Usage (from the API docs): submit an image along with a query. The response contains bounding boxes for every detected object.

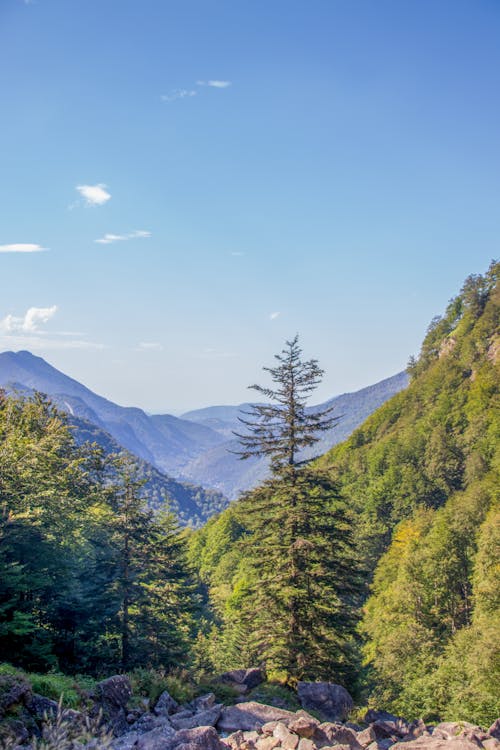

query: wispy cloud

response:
[231,251,245,257]
[197,80,232,88]
[269,311,281,320]
[0,306,104,350]
[0,306,58,334]
[96,230,151,245]
[76,184,111,206]
[161,89,197,103]
[0,243,46,254]
[137,342,163,351]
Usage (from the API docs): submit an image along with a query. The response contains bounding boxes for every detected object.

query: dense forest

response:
[0,262,498,727]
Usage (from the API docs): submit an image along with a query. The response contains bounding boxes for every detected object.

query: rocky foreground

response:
[1,670,499,750]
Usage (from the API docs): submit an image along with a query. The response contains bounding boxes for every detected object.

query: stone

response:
[111,732,141,750]
[391,738,483,750]
[154,689,179,716]
[297,740,316,750]
[314,723,363,750]
[488,720,500,740]
[288,715,320,739]
[135,722,177,750]
[256,737,280,750]
[190,693,216,712]
[217,702,295,733]
[0,675,32,715]
[26,694,59,721]
[273,721,299,750]
[483,740,500,750]
[220,670,265,692]
[129,713,172,735]
[297,682,354,722]
[92,675,133,736]
[171,704,222,730]
[433,722,483,741]
[357,727,377,747]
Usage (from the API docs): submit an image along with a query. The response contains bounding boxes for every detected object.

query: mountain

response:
[0,350,409,501]
[179,372,409,498]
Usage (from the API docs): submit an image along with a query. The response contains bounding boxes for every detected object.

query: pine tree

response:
[232,336,363,683]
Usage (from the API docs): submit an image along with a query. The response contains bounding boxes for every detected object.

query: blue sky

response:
[1,0,498,412]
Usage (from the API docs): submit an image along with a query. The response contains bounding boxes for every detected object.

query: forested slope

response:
[189,262,499,723]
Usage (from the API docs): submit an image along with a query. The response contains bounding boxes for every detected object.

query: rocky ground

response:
[1,670,499,750]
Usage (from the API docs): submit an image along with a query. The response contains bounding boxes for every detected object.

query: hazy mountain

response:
[0,350,408,502]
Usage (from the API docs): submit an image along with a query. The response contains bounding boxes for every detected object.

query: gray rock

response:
[391,738,483,750]
[154,690,179,716]
[130,713,172,735]
[220,669,265,692]
[92,675,133,737]
[313,722,363,750]
[489,720,500,740]
[432,722,483,741]
[273,722,299,750]
[297,682,354,722]
[217,702,296,733]
[135,722,177,750]
[189,693,216,712]
[0,675,32,714]
[287,715,320,738]
[171,705,222,731]
[357,727,377,747]
[111,732,141,750]
[27,694,59,721]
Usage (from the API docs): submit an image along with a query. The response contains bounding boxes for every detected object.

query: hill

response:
[189,262,499,724]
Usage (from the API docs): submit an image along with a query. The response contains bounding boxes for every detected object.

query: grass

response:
[0,663,96,710]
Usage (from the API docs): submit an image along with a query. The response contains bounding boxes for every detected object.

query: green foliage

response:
[340,261,500,723]
[0,392,199,676]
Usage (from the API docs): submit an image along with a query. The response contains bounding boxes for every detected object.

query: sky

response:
[0,0,499,413]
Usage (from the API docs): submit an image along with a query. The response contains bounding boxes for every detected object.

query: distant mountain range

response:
[0,350,409,503]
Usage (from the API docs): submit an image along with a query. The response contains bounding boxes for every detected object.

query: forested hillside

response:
[189,262,499,724]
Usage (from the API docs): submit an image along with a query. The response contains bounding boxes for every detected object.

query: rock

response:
[483,740,500,750]
[314,722,363,750]
[129,713,172,735]
[26,693,59,721]
[169,726,225,750]
[154,689,179,716]
[366,741,395,750]
[273,722,299,750]
[92,675,132,736]
[288,715,320,739]
[391,738,483,749]
[357,727,377,747]
[433,722,484,741]
[297,740,316,750]
[0,675,32,715]
[256,737,281,750]
[171,704,222,730]
[111,732,141,750]
[297,682,353,722]
[190,693,217,712]
[489,720,500,740]
[135,722,177,750]
[94,675,132,708]
[217,702,295,733]
[220,670,265,693]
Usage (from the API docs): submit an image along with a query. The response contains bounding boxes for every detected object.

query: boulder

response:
[92,675,133,736]
[297,740,316,750]
[26,694,59,721]
[489,720,500,740]
[297,682,353,722]
[0,675,32,715]
[190,693,217,712]
[391,738,483,750]
[433,722,484,741]
[357,727,377,747]
[273,722,299,750]
[135,722,177,750]
[217,702,295,733]
[220,670,265,693]
[171,705,222,731]
[314,722,363,750]
[483,740,500,750]
[288,715,320,739]
[154,689,179,716]
[256,737,281,750]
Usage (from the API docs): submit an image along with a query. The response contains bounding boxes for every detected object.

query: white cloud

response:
[0,306,105,350]
[197,80,232,88]
[0,306,58,334]
[0,243,46,253]
[161,89,197,103]
[95,230,151,245]
[231,251,245,257]
[76,183,111,206]
[138,342,163,351]
[269,311,281,320]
